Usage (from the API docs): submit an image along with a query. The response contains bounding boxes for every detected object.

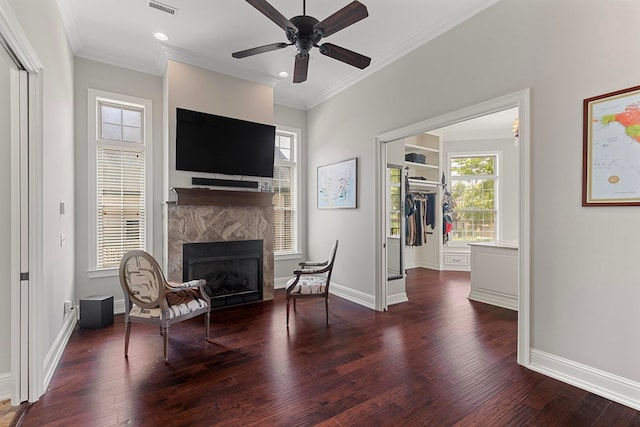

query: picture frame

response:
[583,85,640,206]
[317,158,358,209]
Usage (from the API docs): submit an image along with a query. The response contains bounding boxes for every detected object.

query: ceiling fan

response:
[232,0,371,83]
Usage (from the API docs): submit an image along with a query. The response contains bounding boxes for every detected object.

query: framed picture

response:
[583,85,640,206]
[317,158,358,209]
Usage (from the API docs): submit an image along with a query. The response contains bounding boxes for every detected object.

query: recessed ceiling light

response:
[278,71,289,78]
[154,32,169,41]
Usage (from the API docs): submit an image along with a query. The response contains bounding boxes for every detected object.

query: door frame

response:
[374,89,531,366]
[0,0,44,404]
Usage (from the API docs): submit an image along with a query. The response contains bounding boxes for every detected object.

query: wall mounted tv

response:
[175,108,276,178]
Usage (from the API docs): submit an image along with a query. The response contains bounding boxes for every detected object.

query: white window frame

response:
[274,125,302,260]
[87,89,153,278]
[446,151,501,246]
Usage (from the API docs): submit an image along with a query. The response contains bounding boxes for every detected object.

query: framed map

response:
[317,158,357,209]
[583,85,640,206]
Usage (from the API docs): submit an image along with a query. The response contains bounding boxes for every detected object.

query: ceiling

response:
[56,0,500,110]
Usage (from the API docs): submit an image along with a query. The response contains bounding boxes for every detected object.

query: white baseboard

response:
[0,372,11,401]
[420,262,441,271]
[529,348,640,411]
[274,276,289,290]
[468,290,517,311]
[330,282,375,310]
[42,309,77,393]
[387,292,409,306]
[114,298,125,315]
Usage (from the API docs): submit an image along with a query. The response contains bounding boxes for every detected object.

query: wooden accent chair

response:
[286,240,338,327]
[119,250,211,362]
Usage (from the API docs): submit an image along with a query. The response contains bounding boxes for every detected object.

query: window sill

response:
[87,268,118,279]
[275,252,303,262]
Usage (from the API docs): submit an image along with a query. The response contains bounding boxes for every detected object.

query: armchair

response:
[119,250,211,362]
[286,240,338,326]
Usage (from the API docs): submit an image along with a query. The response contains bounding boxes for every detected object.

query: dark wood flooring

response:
[19,269,640,426]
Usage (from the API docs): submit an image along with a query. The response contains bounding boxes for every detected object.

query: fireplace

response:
[183,240,263,308]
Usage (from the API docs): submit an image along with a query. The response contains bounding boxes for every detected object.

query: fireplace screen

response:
[183,240,263,308]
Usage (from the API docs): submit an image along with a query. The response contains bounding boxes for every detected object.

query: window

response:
[88,90,152,275]
[273,128,300,255]
[449,154,497,243]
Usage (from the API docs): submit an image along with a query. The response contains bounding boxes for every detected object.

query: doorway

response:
[375,89,531,366]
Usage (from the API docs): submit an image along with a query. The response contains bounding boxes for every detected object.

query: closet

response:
[403,133,442,270]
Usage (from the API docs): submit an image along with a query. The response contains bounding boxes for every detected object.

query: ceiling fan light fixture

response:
[153,32,169,41]
[233,0,371,83]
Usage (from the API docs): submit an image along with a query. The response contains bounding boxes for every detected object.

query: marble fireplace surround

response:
[166,187,274,302]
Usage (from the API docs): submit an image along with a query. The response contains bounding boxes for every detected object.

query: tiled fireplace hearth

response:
[166,188,274,305]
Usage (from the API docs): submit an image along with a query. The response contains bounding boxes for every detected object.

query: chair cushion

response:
[129,298,208,320]
[287,275,327,295]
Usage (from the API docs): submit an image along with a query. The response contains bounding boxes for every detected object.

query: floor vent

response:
[148,0,177,15]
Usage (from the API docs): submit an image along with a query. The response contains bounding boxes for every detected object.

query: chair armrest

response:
[299,260,328,268]
[294,265,331,275]
[166,279,206,291]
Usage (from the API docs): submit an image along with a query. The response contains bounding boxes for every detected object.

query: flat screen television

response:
[175,108,276,178]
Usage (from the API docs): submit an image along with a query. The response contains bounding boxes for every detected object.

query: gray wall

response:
[306,0,640,384]
[73,58,164,303]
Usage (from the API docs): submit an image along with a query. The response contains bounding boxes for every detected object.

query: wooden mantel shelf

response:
[170,187,274,207]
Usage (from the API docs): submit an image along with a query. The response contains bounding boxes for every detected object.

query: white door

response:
[0,36,29,404]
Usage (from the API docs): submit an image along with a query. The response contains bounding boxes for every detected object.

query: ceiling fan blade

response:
[319,43,371,69]
[293,54,309,83]
[314,1,368,38]
[232,42,290,59]
[246,0,297,33]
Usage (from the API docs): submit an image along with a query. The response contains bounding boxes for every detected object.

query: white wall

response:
[73,58,163,302]
[307,0,640,387]
[8,0,75,396]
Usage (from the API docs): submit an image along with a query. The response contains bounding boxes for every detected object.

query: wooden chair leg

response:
[163,326,169,363]
[286,298,290,326]
[325,297,329,326]
[205,311,210,340]
[124,321,131,357]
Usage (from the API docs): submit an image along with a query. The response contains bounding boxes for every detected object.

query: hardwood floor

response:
[19,269,640,426]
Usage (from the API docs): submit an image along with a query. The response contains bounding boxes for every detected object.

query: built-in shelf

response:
[407,178,440,187]
[170,187,275,207]
[405,143,438,153]
[406,161,438,170]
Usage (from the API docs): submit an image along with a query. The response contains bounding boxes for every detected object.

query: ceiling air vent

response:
[148,0,177,15]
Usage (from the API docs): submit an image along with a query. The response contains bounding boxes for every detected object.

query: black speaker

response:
[192,177,258,189]
[79,295,114,328]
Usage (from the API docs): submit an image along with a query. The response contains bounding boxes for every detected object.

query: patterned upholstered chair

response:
[286,240,338,327]
[119,250,211,362]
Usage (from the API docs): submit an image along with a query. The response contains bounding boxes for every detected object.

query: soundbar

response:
[192,177,259,189]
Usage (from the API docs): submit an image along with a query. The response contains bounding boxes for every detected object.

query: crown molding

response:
[55,0,82,53]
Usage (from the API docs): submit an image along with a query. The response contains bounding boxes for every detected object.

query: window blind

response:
[96,146,146,268]
[274,131,297,254]
[273,164,295,252]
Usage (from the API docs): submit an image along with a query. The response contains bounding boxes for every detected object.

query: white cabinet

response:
[468,242,518,311]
